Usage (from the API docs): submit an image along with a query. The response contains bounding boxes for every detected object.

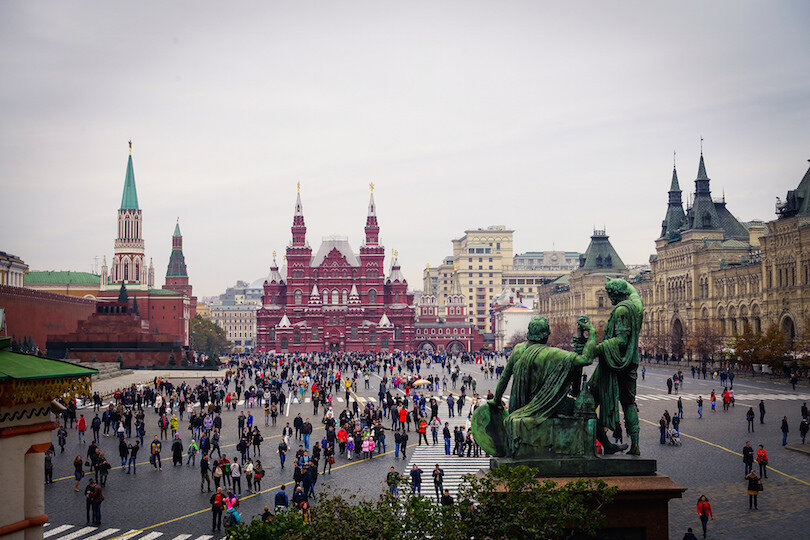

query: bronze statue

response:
[471,278,644,460]
[588,278,644,455]
[472,316,597,458]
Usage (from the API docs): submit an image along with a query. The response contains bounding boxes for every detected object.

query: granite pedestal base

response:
[486,458,685,540]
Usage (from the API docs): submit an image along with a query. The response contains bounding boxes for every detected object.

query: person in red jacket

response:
[696,495,712,538]
[417,418,429,446]
[77,414,87,444]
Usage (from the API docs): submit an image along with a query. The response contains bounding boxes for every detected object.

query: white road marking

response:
[56,527,97,540]
[83,529,121,540]
[45,526,74,538]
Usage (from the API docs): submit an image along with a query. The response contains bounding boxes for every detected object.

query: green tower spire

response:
[120,141,139,210]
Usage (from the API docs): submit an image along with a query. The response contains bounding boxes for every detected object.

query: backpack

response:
[223,511,233,527]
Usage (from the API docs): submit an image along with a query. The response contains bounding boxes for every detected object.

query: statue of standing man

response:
[588,278,644,455]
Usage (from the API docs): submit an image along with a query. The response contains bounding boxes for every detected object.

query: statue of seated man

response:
[472,316,597,458]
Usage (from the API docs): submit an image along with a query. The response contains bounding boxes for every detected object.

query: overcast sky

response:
[2,1,809,297]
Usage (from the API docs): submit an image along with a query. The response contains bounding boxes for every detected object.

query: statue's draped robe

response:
[505,343,578,453]
[589,295,643,431]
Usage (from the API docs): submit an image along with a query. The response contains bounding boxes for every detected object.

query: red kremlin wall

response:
[0,285,96,351]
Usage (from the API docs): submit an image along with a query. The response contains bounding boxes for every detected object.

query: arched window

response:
[394,326,401,340]
[351,325,358,340]
[124,262,129,281]
[369,329,376,343]
[135,261,140,282]
[381,336,388,349]
[368,289,377,303]
[332,290,339,304]
[294,289,303,305]
[342,289,348,304]
[280,337,288,349]
[293,332,301,344]
[269,328,275,341]
[312,325,318,339]
[323,289,329,304]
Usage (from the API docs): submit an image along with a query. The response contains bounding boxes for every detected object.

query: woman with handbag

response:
[73,455,84,492]
[756,444,768,478]
[746,469,762,509]
[253,460,264,492]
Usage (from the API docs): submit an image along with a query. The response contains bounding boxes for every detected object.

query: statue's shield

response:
[471,401,508,457]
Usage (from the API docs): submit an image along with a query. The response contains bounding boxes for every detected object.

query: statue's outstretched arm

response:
[573,322,598,367]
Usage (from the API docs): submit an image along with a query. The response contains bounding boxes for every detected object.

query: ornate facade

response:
[414,268,484,353]
[98,144,195,347]
[256,187,415,353]
[635,153,810,354]
[537,229,630,334]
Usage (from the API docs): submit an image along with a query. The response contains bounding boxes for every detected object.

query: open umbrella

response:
[412,379,431,386]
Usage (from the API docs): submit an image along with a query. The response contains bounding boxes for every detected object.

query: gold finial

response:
[453,261,458,271]
[273,250,277,258]
[176,216,179,224]
[128,139,132,155]
[297,181,300,193]
[394,250,398,257]
[369,182,375,193]
[426,263,430,269]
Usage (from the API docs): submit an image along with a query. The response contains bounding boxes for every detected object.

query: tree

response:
[229,465,616,539]
[505,331,525,350]
[117,282,128,303]
[687,320,724,361]
[168,353,176,366]
[733,323,789,372]
[547,319,574,350]
[132,296,140,316]
[190,314,230,357]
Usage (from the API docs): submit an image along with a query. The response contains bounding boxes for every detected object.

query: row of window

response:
[416,327,468,335]
[292,288,379,304]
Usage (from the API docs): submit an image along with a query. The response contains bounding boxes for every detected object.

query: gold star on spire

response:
[273,250,277,258]
[297,181,301,193]
[128,139,132,155]
[369,182,375,193]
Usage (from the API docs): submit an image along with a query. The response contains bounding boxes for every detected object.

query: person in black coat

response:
[742,441,754,476]
[172,435,184,466]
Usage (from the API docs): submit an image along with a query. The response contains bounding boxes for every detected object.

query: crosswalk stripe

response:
[170,535,191,540]
[115,530,142,540]
[336,397,344,402]
[56,527,97,540]
[138,533,164,540]
[45,526,74,538]
[192,536,213,540]
[83,529,121,540]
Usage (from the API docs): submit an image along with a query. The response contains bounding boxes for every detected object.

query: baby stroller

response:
[666,428,681,446]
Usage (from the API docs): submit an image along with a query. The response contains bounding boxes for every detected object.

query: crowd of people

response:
[50,351,500,531]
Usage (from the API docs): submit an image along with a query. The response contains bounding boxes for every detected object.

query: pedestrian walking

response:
[150,436,162,470]
[781,415,790,446]
[432,464,444,501]
[746,407,755,432]
[746,470,762,509]
[210,487,225,531]
[756,444,768,478]
[230,455,242,494]
[742,441,754,476]
[410,464,424,494]
[696,396,703,419]
[800,417,809,444]
[386,466,399,497]
[696,495,712,538]
[759,400,766,424]
[201,454,212,492]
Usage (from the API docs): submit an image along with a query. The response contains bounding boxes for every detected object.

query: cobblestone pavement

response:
[42,361,809,539]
